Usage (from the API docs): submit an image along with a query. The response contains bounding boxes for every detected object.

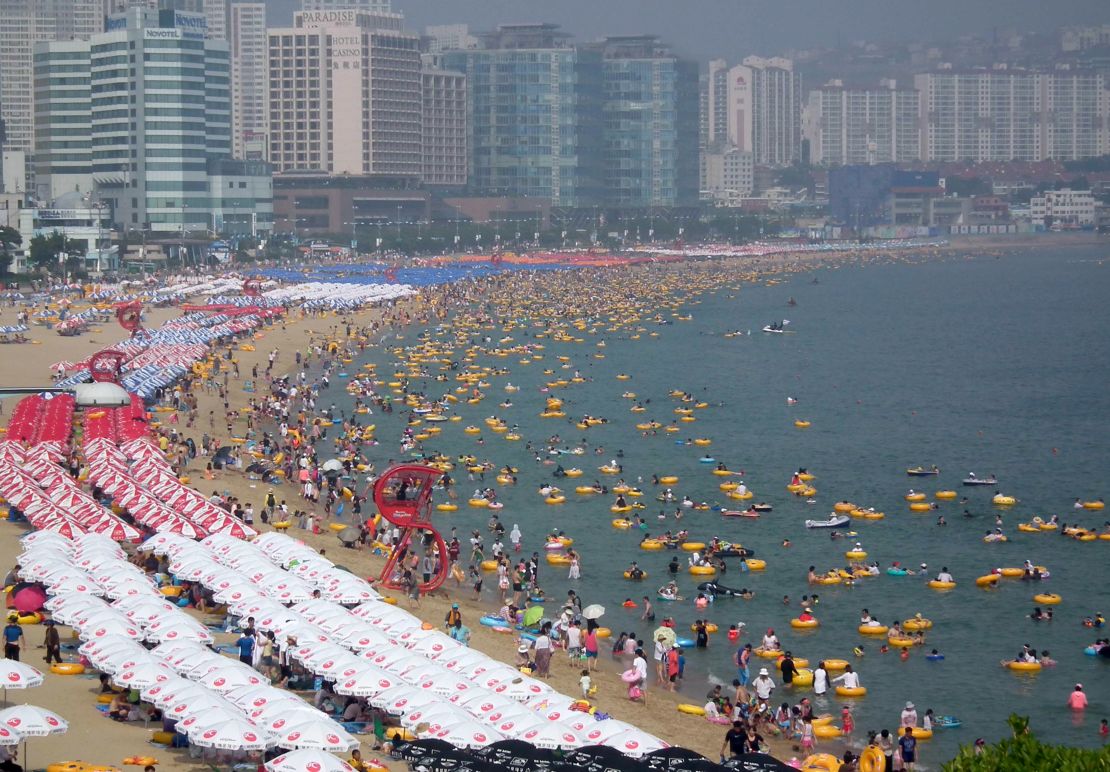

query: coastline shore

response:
[0,235,1102,770]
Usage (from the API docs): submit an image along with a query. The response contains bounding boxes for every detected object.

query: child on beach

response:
[579,670,593,699]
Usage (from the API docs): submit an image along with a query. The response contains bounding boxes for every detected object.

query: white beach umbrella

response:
[519,724,586,750]
[568,718,636,744]
[247,702,326,733]
[432,720,502,748]
[78,617,143,641]
[272,720,358,752]
[112,660,176,689]
[0,661,43,707]
[223,684,304,712]
[491,676,552,702]
[186,717,272,751]
[145,621,214,644]
[179,706,252,735]
[0,704,68,771]
[406,632,460,659]
[196,664,266,692]
[367,685,442,716]
[165,692,237,721]
[333,666,398,698]
[265,749,356,772]
[601,728,669,757]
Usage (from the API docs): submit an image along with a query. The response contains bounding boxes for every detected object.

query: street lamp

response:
[0,383,131,408]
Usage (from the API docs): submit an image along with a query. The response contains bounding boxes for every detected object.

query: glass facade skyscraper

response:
[439,24,603,208]
[601,36,699,208]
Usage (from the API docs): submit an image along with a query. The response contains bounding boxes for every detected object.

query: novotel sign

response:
[174,12,208,31]
[145,29,181,40]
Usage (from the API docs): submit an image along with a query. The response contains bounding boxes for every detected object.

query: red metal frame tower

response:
[371,464,448,592]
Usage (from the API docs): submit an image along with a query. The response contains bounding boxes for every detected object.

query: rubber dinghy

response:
[805,514,850,529]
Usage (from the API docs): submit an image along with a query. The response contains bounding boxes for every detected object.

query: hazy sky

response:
[269,0,1109,60]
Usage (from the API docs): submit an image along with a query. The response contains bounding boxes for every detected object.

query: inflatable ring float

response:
[676,704,706,716]
[50,663,85,675]
[790,618,819,629]
[834,686,867,697]
[801,753,841,772]
[688,565,716,576]
[859,746,886,772]
[858,625,888,635]
[927,580,956,591]
[1033,593,1061,605]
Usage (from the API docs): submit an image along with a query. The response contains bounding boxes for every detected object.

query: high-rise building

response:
[705,59,731,149]
[439,23,604,207]
[32,41,93,202]
[230,2,267,160]
[0,0,102,159]
[267,10,422,177]
[600,36,699,208]
[914,68,1109,162]
[420,60,467,187]
[703,56,802,166]
[35,7,244,232]
[805,79,921,165]
[740,57,802,166]
[301,0,391,12]
[423,24,479,53]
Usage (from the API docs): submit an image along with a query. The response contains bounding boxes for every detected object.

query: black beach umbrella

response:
[556,744,646,772]
[722,752,797,772]
[642,747,717,772]
[474,738,556,771]
[394,737,461,762]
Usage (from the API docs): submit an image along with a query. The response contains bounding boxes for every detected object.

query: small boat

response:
[761,325,786,334]
[963,475,997,486]
[721,509,759,519]
[751,503,773,512]
[787,297,797,307]
[806,514,851,529]
[906,466,939,476]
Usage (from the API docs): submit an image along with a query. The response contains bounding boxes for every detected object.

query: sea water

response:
[337,246,1110,761]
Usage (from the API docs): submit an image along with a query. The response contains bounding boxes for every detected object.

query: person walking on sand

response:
[3,615,25,661]
[43,621,61,665]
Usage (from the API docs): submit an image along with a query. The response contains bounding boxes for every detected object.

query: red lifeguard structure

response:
[87,350,127,384]
[371,464,448,592]
[115,300,143,337]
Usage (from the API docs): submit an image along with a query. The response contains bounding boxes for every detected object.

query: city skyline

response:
[270,0,1109,61]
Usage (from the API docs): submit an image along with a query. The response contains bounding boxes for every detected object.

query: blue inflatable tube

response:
[480,615,507,628]
[676,638,695,648]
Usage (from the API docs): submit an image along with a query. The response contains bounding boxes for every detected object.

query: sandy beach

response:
[2,238,1074,771]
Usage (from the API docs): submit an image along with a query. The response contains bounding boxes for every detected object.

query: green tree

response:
[0,225,21,276]
[28,232,86,275]
[943,714,1110,772]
